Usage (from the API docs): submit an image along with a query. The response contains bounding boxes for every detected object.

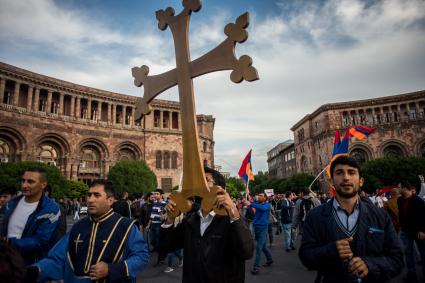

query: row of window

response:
[341,110,425,127]
[153,110,179,129]
[155,150,178,169]
[2,90,137,126]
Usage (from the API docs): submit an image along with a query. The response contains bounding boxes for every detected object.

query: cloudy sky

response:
[1,0,424,175]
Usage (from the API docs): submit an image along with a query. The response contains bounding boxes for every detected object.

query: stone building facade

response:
[267,140,296,179]
[291,90,425,188]
[0,62,215,192]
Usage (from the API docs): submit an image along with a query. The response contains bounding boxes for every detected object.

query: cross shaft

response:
[132,0,258,216]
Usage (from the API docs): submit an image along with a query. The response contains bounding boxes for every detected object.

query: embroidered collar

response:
[90,208,114,223]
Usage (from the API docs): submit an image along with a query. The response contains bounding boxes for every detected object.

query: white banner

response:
[264,189,274,197]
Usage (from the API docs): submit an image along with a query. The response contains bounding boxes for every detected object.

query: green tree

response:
[0,161,66,198]
[108,160,157,197]
[282,173,318,194]
[225,182,243,199]
[64,180,89,199]
[362,156,425,189]
[250,171,270,195]
[226,177,245,191]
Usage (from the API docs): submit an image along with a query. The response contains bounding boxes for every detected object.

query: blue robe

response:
[35,210,149,282]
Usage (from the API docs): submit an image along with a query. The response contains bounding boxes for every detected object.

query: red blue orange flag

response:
[327,129,350,178]
[349,125,375,140]
[238,150,255,182]
[326,125,375,179]
[332,129,350,156]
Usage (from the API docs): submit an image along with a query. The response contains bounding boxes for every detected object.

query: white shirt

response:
[198,210,216,236]
[161,210,216,236]
[7,197,39,239]
[333,198,360,232]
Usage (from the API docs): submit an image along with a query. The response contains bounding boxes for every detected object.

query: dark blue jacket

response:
[0,193,60,264]
[280,199,294,224]
[299,197,403,283]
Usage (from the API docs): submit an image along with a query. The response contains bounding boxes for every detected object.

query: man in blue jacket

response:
[299,156,403,282]
[0,167,60,264]
[244,192,273,275]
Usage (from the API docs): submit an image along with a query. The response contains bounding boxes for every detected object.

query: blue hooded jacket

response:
[0,193,60,264]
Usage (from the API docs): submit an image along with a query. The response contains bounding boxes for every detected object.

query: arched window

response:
[351,148,369,165]
[0,138,11,162]
[118,149,136,161]
[156,151,162,169]
[163,151,170,169]
[80,146,101,168]
[383,145,404,157]
[37,144,59,166]
[171,151,178,169]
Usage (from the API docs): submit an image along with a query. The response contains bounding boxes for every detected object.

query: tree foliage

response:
[362,156,425,192]
[0,161,66,198]
[248,171,317,195]
[63,180,89,199]
[108,160,157,197]
[226,177,245,191]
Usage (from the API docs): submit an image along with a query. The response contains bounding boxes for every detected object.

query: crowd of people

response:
[0,156,425,282]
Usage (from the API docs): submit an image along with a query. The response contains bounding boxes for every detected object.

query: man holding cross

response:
[159,167,254,283]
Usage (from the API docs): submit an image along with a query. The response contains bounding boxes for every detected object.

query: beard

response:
[335,184,360,199]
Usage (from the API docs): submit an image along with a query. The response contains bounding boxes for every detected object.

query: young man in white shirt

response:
[0,167,60,264]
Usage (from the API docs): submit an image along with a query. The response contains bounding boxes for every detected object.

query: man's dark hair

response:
[144,192,152,201]
[400,181,415,191]
[330,155,362,178]
[0,239,26,283]
[302,187,310,195]
[24,167,48,182]
[89,179,115,198]
[1,185,17,196]
[285,191,292,198]
[204,166,226,188]
[155,188,164,195]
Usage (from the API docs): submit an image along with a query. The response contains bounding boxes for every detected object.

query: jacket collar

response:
[9,192,45,212]
[90,208,114,223]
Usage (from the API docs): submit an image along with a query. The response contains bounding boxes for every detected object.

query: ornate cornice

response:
[291,90,425,131]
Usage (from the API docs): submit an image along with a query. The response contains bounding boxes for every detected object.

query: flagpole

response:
[245,178,250,199]
[308,166,328,189]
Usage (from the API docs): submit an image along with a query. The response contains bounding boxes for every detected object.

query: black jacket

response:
[397,195,425,237]
[113,199,131,218]
[280,198,294,224]
[299,197,403,283]
[159,212,254,283]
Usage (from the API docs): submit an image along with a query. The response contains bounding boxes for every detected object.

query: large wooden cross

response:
[132,0,258,217]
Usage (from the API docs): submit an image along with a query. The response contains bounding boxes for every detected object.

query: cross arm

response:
[190,12,259,83]
[132,65,178,120]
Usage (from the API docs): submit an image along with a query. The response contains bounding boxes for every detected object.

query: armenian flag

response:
[326,125,375,179]
[238,150,255,182]
[326,129,350,178]
[332,129,350,156]
[349,125,375,140]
